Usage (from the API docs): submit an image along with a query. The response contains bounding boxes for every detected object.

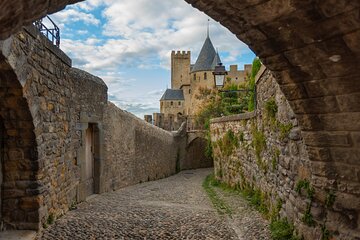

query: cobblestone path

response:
[38,168,270,240]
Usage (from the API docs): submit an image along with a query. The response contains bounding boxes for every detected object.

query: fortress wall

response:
[0,26,183,230]
[102,103,179,192]
[210,68,359,240]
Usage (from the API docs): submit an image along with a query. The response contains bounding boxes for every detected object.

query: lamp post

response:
[213,63,227,88]
[212,62,257,111]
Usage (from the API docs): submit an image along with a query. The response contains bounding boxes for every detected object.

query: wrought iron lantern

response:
[213,63,227,88]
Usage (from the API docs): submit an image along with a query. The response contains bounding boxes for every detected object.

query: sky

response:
[48,0,256,118]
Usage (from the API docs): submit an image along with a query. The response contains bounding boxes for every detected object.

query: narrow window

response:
[171,101,173,106]
[204,72,207,80]
[193,74,196,81]
[189,89,191,94]
[178,101,181,106]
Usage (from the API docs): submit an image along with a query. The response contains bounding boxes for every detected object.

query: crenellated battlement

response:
[171,50,191,58]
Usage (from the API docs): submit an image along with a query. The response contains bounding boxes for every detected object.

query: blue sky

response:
[49,0,255,118]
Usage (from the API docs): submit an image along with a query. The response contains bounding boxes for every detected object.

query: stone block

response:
[289,127,301,141]
[333,163,360,182]
[303,76,360,98]
[351,132,360,147]
[291,96,340,114]
[317,113,360,131]
[297,165,311,180]
[310,162,336,178]
[318,0,360,17]
[327,209,358,230]
[20,196,42,210]
[237,28,267,45]
[262,54,293,71]
[337,93,360,112]
[330,147,360,165]
[334,192,360,210]
[343,29,360,53]
[279,83,308,101]
[295,114,323,131]
[302,131,351,147]
[306,147,331,162]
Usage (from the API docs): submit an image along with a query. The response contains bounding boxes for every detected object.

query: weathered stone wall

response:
[210,68,359,240]
[0,26,188,231]
[102,103,179,191]
[0,25,111,230]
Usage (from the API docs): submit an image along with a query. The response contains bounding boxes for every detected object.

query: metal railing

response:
[34,16,60,47]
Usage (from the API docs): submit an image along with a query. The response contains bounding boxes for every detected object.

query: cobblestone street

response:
[37,168,270,240]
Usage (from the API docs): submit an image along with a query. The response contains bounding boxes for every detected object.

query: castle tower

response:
[171,50,191,89]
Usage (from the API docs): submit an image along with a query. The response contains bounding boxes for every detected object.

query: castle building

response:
[147,32,251,131]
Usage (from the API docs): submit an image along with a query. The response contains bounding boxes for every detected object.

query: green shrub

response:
[270,219,301,240]
[265,98,278,119]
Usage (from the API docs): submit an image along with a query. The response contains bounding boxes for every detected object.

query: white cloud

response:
[50,8,100,27]
[51,0,254,118]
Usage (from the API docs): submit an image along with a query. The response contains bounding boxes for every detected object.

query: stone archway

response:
[0,54,40,230]
[183,137,213,170]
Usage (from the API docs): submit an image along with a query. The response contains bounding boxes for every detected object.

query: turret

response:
[171,50,191,89]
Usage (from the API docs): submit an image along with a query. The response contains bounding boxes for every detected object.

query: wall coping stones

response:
[210,111,256,123]
[24,25,72,67]
[70,68,108,88]
[255,64,266,84]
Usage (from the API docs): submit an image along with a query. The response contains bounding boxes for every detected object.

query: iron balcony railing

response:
[34,16,60,47]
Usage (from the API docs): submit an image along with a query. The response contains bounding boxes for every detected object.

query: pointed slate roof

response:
[211,52,221,69]
[191,36,222,73]
[160,89,184,101]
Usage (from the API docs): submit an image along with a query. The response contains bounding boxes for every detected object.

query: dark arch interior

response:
[0,54,40,230]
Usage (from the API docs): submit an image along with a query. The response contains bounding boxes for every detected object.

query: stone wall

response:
[0,26,187,231]
[102,103,179,191]
[210,68,359,240]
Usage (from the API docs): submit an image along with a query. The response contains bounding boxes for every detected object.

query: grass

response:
[270,219,302,240]
[204,174,303,240]
[202,174,232,215]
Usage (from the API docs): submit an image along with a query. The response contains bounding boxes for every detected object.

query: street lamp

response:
[213,63,227,88]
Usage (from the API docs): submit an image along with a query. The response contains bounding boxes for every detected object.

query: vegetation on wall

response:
[279,123,293,140]
[208,172,302,240]
[217,129,239,157]
[248,57,261,111]
[195,57,261,130]
[295,179,315,226]
[251,124,266,162]
[265,98,278,120]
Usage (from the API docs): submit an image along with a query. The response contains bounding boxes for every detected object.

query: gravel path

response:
[37,168,270,240]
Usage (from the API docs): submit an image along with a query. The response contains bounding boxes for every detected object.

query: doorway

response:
[79,122,101,201]
[84,124,95,197]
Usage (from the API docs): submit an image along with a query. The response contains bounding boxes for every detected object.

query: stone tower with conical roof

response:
[188,34,222,115]
[149,25,251,131]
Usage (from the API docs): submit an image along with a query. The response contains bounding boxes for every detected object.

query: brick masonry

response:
[210,69,359,239]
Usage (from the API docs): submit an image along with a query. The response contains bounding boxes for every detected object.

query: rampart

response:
[0,26,186,230]
[210,67,359,239]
